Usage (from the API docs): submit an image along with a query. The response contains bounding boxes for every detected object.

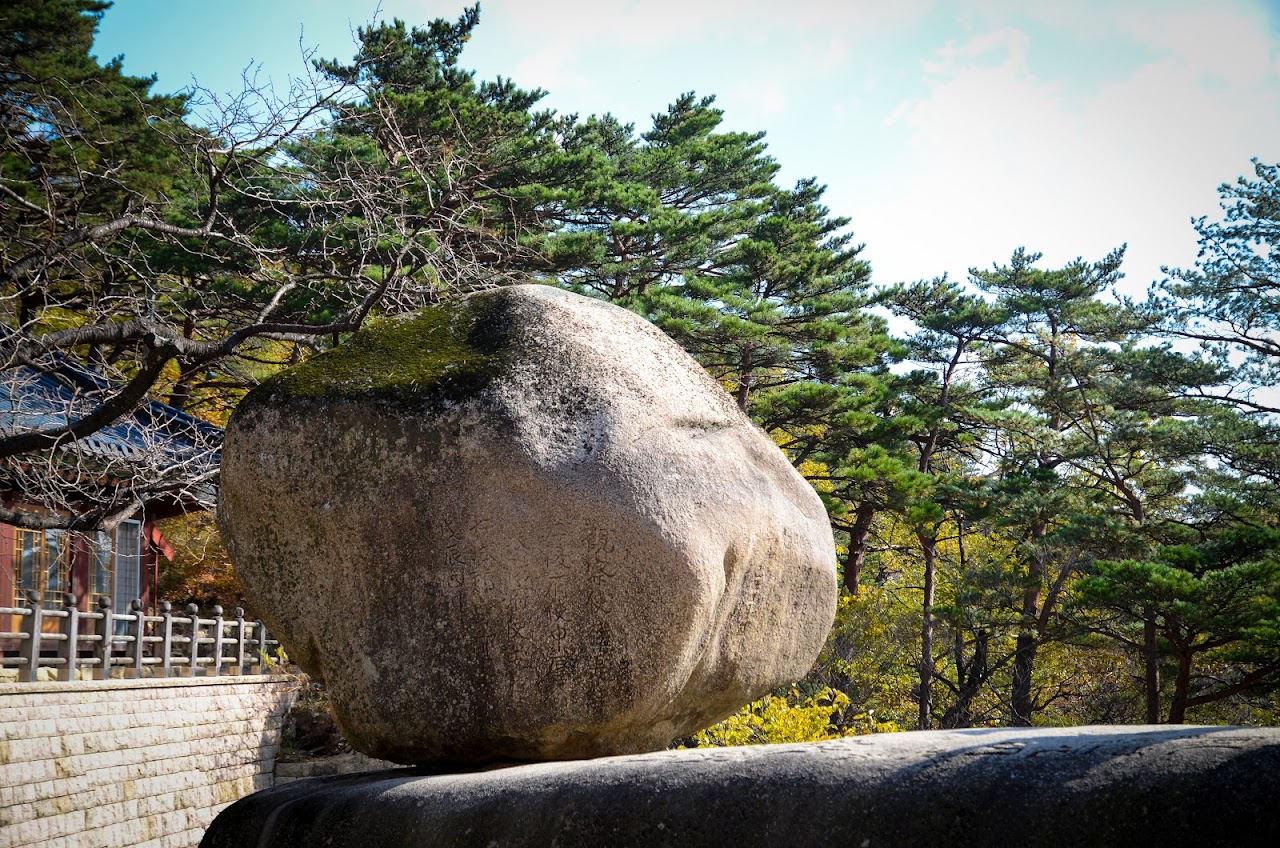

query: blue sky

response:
[96,0,1280,295]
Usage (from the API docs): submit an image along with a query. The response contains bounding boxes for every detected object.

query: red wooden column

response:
[0,523,16,646]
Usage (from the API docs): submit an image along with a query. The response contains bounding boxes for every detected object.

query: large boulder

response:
[219,284,836,764]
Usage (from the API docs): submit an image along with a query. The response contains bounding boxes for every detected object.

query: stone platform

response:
[202,726,1280,847]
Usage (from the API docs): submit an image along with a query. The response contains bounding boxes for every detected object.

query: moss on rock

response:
[239,288,519,413]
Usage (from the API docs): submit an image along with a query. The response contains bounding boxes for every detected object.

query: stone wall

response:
[0,676,296,848]
[274,751,396,786]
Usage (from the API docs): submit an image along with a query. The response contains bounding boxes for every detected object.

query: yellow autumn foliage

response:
[688,685,900,747]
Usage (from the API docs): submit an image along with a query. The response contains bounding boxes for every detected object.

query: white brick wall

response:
[0,676,296,848]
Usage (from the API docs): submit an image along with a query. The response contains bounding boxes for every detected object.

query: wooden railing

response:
[0,593,281,682]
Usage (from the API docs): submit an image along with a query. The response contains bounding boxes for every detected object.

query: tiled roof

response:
[0,358,223,504]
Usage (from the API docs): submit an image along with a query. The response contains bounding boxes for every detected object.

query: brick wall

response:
[0,676,296,848]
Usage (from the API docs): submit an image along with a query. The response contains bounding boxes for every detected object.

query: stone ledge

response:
[275,752,397,783]
[203,726,1280,848]
[0,675,296,697]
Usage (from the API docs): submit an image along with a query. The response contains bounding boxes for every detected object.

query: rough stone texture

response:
[219,284,837,765]
[202,726,1280,848]
[0,677,295,848]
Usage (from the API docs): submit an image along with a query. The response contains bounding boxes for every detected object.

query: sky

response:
[94,0,1280,297]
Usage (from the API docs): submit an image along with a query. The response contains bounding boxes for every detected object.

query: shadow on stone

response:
[204,725,1280,847]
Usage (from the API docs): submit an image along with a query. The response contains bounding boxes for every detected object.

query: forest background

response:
[4,0,1280,739]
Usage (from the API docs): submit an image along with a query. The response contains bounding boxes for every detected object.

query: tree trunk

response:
[1010,536,1046,726]
[1167,650,1193,724]
[1010,565,1042,726]
[610,269,630,301]
[1143,609,1161,723]
[735,369,753,411]
[843,503,875,595]
[168,366,196,412]
[942,629,988,729]
[167,317,199,411]
[1010,631,1037,726]
[918,532,936,730]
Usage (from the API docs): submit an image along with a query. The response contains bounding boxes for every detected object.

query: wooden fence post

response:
[96,596,114,680]
[129,599,146,678]
[159,601,173,678]
[254,621,270,672]
[186,603,201,677]
[18,594,43,683]
[235,607,247,675]
[210,606,224,677]
[56,593,79,682]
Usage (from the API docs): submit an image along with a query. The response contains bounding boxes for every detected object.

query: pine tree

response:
[547,93,779,302]
[307,6,579,293]
[971,247,1133,725]
[879,276,1006,727]
[1153,159,1280,413]
[1079,527,1280,723]
[645,178,881,411]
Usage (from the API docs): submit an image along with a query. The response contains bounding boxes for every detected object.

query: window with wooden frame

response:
[14,528,70,608]
[112,520,142,625]
[79,520,143,637]
[90,530,115,610]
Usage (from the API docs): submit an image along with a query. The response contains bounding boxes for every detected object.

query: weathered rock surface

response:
[203,726,1280,848]
[219,284,837,764]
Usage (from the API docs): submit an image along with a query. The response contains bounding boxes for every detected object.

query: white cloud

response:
[881,100,911,127]
[850,29,1095,286]
[399,0,1280,293]
[1114,3,1277,87]
[921,27,1030,75]
[758,81,789,114]
[823,33,851,71]
[481,0,934,48]
[842,3,1280,292]
[467,0,935,119]
[489,1,725,50]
